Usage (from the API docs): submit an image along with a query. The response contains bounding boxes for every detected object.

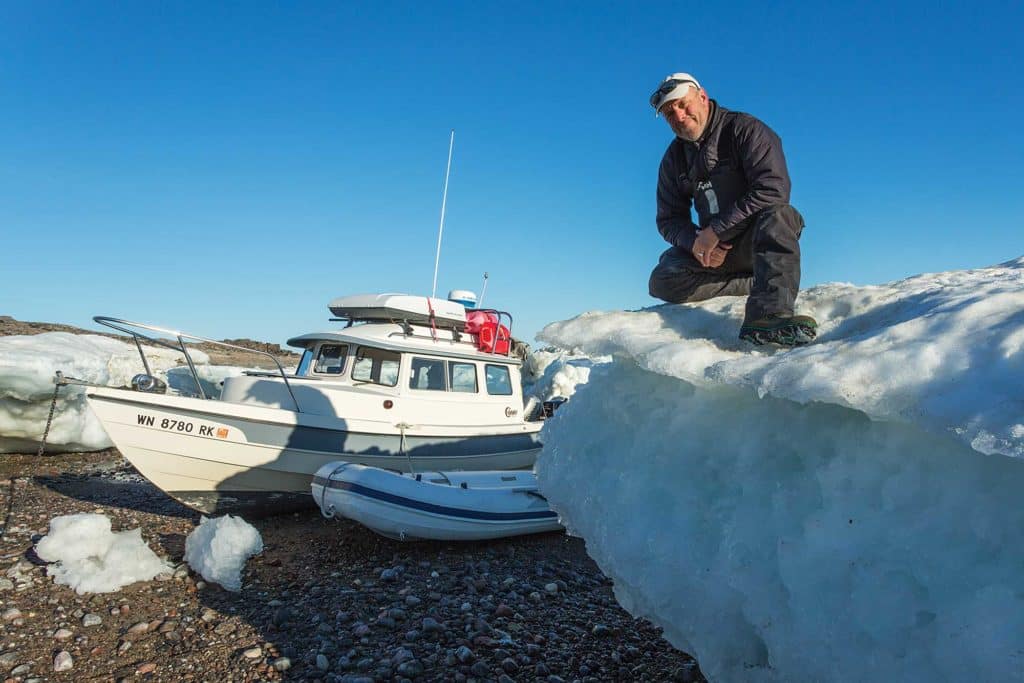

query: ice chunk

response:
[536,257,1024,682]
[184,515,263,592]
[35,514,171,594]
[0,331,256,453]
[540,257,1024,459]
[522,349,603,403]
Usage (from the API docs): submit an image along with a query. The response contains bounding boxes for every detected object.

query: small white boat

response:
[81,293,550,516]
[311,461,563,541]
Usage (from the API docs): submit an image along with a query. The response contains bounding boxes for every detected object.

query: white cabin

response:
[219,294,533,431]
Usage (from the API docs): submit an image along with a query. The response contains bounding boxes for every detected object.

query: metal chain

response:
[36,378,62,457]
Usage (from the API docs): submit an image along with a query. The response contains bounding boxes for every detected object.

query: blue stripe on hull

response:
[91,393,541,458]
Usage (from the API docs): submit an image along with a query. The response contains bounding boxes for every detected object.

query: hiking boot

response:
[739,313,818,346]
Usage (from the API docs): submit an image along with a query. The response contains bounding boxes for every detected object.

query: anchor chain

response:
[36,372,64,457]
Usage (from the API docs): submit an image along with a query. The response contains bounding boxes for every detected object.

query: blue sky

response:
[2,2,1022,346]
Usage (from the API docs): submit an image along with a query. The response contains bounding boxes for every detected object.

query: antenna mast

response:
[479,272,489,307]
[431,129,455,299]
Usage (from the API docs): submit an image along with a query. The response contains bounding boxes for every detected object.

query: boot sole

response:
[740,323,817,347]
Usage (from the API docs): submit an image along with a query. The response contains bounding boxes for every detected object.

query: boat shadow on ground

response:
[35,472,200,521]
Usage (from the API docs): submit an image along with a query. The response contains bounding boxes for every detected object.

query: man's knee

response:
[649,266,686,302]
[757,202,802,229]
[649,258,701,303]
[754,204,804,239]
[650,263,752,303]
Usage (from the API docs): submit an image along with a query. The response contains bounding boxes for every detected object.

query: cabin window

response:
[295,348,313,376]
[485,364,513,395]
[449,362,478,393]
[313,344,348,375]
[409,358,447,391]
[352,346,400,386]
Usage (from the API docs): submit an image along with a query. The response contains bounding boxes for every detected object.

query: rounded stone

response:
[53,651,73,672]
[128,621,150,635]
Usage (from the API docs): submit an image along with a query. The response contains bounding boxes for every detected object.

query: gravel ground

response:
[0,450,705,682]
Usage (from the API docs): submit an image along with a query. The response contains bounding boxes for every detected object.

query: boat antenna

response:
[478,272,489,308]
[431,129,455,299]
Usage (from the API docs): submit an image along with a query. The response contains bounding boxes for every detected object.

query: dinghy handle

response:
[319,462,352,519]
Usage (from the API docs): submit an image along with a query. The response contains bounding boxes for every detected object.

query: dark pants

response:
[648,204,804,321]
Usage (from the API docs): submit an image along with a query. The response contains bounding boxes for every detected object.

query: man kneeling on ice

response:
[648,72,817,345]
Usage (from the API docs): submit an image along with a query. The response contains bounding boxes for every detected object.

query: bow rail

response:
[92,316,300,411]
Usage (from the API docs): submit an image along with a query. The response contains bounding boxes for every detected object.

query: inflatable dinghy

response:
[311,462,562,541]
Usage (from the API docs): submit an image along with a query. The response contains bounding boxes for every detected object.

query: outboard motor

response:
[131,373,167,394]
[542,397,568,418]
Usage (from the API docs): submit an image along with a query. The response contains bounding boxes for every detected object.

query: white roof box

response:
[328,293,467,328]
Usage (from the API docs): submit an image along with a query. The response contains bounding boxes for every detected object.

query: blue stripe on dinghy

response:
[316,479,559,522]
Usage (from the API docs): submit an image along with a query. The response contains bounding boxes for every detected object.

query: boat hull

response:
[85,388,541,516]
[311,462,562,541]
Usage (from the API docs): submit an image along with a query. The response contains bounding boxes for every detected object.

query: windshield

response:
[295,348,313,376]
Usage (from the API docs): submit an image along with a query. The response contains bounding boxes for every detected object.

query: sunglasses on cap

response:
[649,79,698,109]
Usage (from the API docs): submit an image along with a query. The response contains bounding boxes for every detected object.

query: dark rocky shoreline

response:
[0,450,704,682]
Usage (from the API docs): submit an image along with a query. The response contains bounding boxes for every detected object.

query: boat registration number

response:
[136,413,229,438]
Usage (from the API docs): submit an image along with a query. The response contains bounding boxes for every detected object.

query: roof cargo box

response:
[328,293,466,329]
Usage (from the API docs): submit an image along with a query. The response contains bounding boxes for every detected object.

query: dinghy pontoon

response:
[312,461,562,541]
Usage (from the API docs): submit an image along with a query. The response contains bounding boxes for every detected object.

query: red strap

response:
[425,297,437,341]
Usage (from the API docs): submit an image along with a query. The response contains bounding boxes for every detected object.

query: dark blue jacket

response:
[656,100,793,250]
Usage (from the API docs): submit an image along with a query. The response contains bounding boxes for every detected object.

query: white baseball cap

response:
[650,72,702,114]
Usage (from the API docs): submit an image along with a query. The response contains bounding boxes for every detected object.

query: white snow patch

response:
[0,332,259,453]
[540,257,1024,458]
[523,349,604,403]
[184,515,263,592]
[536,257,1024,682]
[34,514,171,594]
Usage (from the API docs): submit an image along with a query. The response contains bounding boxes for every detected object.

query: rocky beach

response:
[0,319,702,683]
[0,450,702,683]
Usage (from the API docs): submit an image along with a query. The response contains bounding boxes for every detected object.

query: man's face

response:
[660,87,710,141]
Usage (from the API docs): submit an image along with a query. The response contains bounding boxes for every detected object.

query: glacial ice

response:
[536,257,1024,682]
[0,332,249,453]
